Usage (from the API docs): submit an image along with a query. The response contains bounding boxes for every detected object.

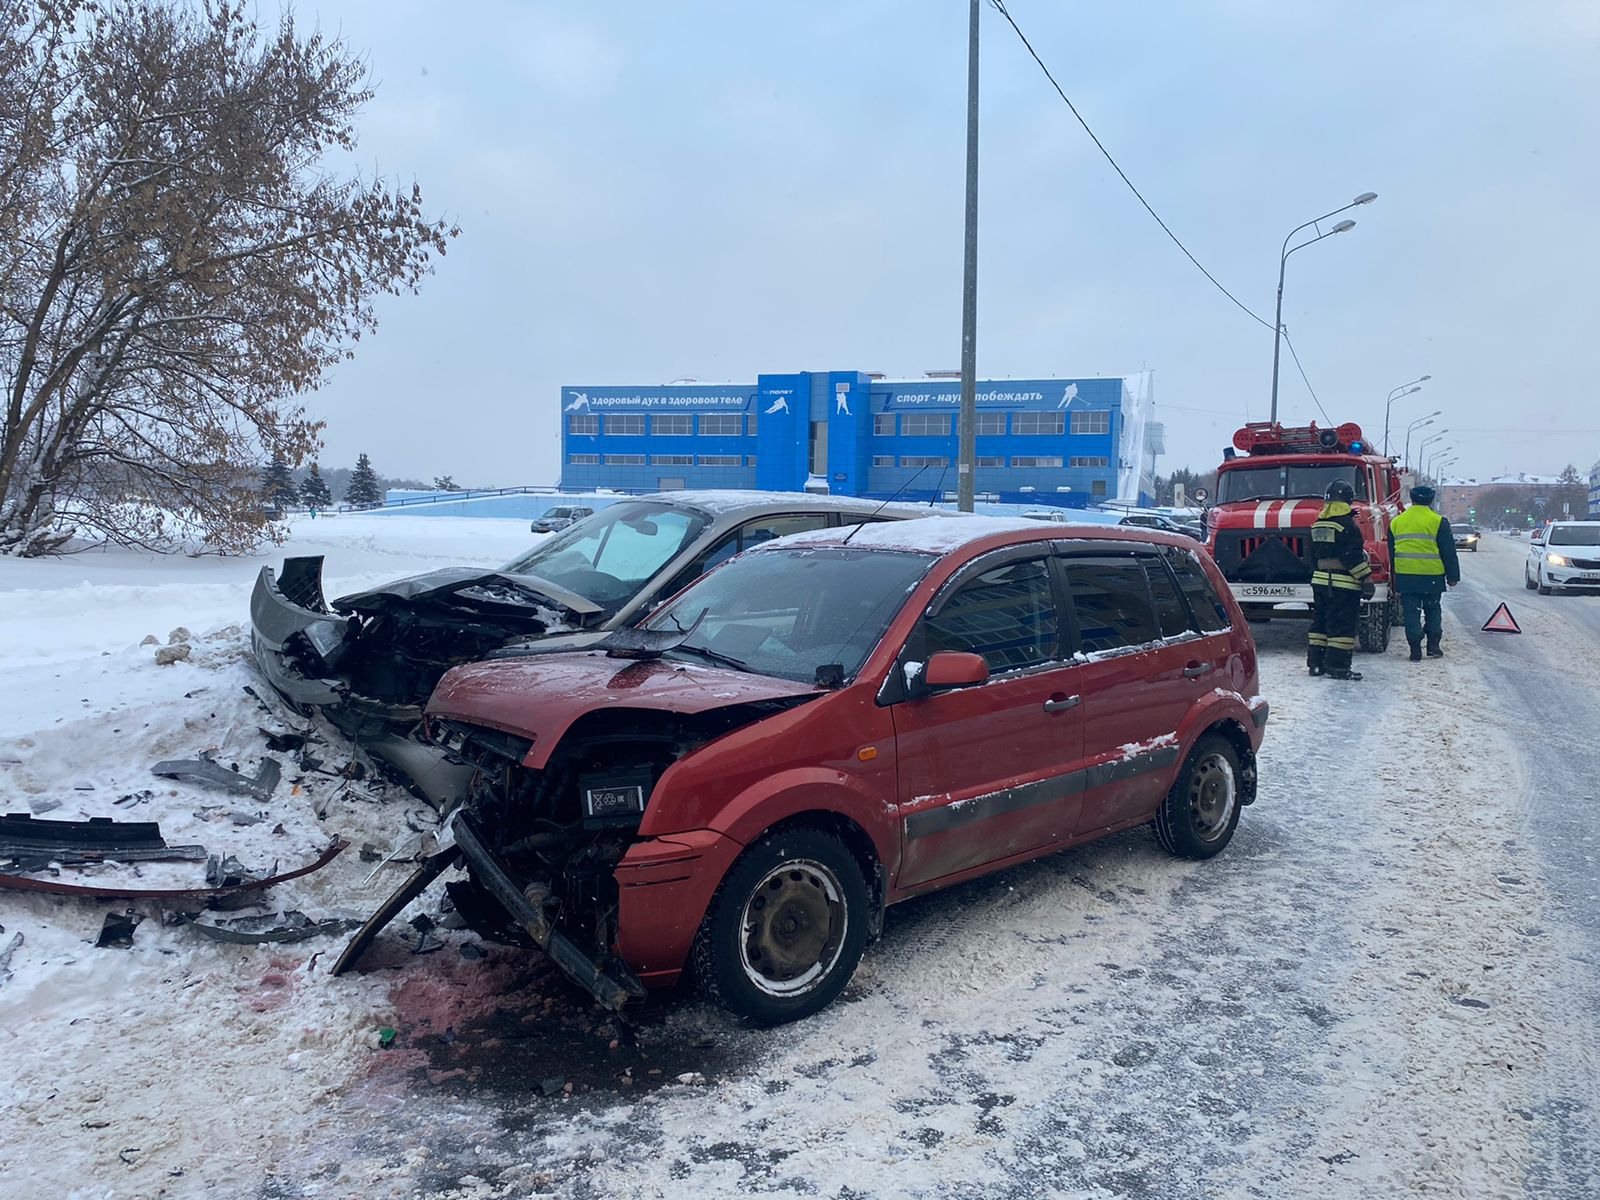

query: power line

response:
[1279,328,1331,424]
[987,0,1273,333]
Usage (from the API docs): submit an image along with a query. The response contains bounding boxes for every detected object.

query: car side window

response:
[923,558,1059,673]
[1142,557,1192,638]
[1063,559,1160,653]
[1167,553,1231,633]
[738,513,831,547]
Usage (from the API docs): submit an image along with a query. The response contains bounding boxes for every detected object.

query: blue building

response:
[558,370,1160,506]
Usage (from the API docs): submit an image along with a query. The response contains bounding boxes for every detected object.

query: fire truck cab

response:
[1204,421,1403,653]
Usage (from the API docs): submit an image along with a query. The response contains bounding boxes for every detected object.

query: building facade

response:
[558,370,1159,506]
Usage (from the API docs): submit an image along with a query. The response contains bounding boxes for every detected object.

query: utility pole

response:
[957,0,979,512]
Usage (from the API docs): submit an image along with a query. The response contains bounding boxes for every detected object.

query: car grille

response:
[1567,556,1600,571]
[1212,530,1313,584]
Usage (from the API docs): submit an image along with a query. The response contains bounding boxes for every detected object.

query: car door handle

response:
[1043,695,1081,713]
[1182,663,1214,678]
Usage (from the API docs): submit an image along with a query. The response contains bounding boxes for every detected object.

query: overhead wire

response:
[987,0,1335,417]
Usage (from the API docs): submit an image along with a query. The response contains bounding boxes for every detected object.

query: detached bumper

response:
[249,559,351,707]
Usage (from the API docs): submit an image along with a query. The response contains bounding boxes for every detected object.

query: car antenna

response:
[842,464,929,545]
[928,463,948,507]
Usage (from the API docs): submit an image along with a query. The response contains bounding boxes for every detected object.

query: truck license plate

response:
[1239,585,1298,598]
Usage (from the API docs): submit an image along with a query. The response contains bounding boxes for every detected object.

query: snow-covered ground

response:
[1,526,1596,1199]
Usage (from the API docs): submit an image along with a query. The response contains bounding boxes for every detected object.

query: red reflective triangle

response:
[1482,602,1522,634]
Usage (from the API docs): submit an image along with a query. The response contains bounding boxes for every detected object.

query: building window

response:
[1071,410,1111,436]
[975,456,1004,468]
[873,413,896,436]
[652,413,692,436]
[1091,479,1108,496]
[872,455,895,468]
[699,413,742,436]
[604,454,645,465]
[900,455,950,468]
[1013,412,1065,436]
[567,453,600,465]
[1069,456,1110,468]
[699,454,742,466]
[975,412,1006,437]
[901,413,952,437]
[605,414,644,437]
[747,410,758,436]
[568,414,598,436]
[651,455,694,466]
[746,455,758,467]
[1011,456,1064,468]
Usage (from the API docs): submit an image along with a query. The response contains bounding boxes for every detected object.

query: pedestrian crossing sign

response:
[1482,603,1522,634]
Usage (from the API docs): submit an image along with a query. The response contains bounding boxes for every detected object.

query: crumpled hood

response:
[334,567,602,620]
[427,653,821,769]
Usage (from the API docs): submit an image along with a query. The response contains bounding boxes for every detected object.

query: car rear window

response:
[1064,560,1159,653]
[1168,553,1231,633]
[924,559,1059,672]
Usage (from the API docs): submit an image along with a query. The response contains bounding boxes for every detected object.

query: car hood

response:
[427,653,820,769]
[333,567,603,620]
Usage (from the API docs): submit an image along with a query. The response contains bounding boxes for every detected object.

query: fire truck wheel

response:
[1154,735,1242,860]
[1358,602,1391,653]
[1389,596,1403,627]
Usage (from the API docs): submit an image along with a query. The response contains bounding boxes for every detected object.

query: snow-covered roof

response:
[1438,474,1564,488]
[638,490,952,517]
[755,513,1123,555]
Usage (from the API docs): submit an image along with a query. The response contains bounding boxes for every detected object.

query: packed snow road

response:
[0,519,1596,1199]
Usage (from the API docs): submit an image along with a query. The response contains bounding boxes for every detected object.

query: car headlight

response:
[1547,553,1570,567]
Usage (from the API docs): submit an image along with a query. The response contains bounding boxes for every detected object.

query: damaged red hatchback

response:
[362,517,1268,1024]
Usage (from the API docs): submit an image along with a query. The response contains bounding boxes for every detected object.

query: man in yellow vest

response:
[1387,484,1461,662]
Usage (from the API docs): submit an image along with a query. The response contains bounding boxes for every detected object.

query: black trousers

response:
[1308,580,1361,672]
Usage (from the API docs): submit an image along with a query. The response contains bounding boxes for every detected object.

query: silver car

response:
[250,491,949,738]
[530,504,594,533]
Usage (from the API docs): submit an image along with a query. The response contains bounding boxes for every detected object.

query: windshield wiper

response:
[669,643,751,673]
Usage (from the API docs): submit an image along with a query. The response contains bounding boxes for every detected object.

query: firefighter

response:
[1307,478,1373,681]
[1387,484,1461,661]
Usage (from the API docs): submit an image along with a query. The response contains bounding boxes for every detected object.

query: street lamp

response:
[1403,411,1442,467]
[1270,191,1377,421]
[1382,374,1431,454]
[1427,448,1454,480]
[1418,430,1447,468]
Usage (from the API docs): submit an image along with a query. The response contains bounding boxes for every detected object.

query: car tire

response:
[1154,735,1243,860]
[1358,601,1390,653]
[1538,581,1553,596]
[692,828,869,1025]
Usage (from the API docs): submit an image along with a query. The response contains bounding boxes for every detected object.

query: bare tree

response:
[0,0,455,554]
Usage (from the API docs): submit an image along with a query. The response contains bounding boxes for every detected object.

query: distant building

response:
[557,370,1161,506]
[1590,460,1600,517]
[1437,473,1565,524]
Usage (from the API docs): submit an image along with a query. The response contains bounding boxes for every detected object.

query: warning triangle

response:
[1482,602,1522,634]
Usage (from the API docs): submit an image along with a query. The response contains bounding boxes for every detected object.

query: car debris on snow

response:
[185,910,362,945]
[0,836,348,901]
[95,910,141,948]
[0,813,207,870]
[151,756,281,801]
[0,929,23,985]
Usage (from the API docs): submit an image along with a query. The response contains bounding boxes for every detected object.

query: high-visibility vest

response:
[1390,505,1445,576]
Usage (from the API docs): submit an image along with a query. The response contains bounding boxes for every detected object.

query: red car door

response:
[891,553,1087,889]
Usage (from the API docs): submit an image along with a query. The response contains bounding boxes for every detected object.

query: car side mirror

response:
[923,651,989,690]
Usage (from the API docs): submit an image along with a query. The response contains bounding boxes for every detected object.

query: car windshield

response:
[501,500,708,608]
[1548,525,1600,546]
[1219,463,1369,503]
[646,547,935,684]
[543,507,577,519]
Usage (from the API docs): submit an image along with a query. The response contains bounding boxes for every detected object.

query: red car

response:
[344,517,1268,1024]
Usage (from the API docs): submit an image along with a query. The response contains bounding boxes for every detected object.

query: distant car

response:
[1525,521,1600,594]
[1020,508,1070,523]
[531,504,594,533]
[249,492,952,746]
[1453,525,1481,552]
[1117,512,1204,541]
[393,517,1268,1022]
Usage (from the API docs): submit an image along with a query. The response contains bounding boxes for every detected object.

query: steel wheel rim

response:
[739,858,847,997]
[1189,753,1237,842]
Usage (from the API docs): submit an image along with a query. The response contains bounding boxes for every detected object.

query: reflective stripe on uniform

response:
[1307,632,1329,646]
[1326,636,1358,650]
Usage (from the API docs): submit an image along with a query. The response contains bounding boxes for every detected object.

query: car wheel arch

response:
[1183,716,1258,807]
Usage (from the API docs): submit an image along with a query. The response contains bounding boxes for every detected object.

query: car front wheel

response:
[1526,565,1538,591]
[1154,735,1243,860]
[693,829,869,1025]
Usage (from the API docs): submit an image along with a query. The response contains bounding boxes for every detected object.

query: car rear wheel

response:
[693,829,868,1025]
[1154,735,1242,860]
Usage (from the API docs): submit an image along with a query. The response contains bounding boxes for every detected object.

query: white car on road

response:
[1526,521,1600,594]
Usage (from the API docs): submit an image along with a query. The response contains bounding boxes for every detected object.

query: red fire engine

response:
[1204,420,1404,652]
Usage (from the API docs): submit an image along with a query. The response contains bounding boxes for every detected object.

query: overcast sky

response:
[286,0,1600,485]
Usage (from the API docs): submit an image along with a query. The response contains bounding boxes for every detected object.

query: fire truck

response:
[1204,421,1404,653]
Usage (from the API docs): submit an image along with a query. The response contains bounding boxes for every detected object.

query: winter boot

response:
[1408,643,1423,662]
[1426,643,1444,658]
[1327,668,1363,681]
[1308,665,1324,677]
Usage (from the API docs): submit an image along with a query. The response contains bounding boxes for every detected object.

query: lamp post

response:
[1270,191,1377,422]
[1417,430,1447,471]
[1382,374,1431,455]
[1402,411,1442,467]
[1427,448,1454,481]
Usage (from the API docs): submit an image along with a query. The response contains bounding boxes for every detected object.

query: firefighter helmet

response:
[1324,479,1356,504]
[1410,484,1437,505]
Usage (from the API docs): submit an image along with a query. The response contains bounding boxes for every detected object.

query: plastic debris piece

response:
[0,838,347,901]
[378,1027,397,1048]
[0,813,206,869]
[407,913,444,956]
[151,757,281,801]
[187,910,361,945]
[0,930,22,986]
[260,728,311,753]
[96,911,141,948]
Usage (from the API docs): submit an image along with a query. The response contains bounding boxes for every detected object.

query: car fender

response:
[704,765,899,875]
